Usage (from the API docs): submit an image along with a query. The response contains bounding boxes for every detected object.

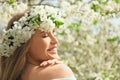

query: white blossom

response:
[0,5,64,57]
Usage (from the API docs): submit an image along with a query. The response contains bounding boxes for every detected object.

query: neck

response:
[27,61,39,66]
[27,59,44,66]
[27,56,43,66]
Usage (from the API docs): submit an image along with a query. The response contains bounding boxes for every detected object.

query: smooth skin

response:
[21,29,75,80]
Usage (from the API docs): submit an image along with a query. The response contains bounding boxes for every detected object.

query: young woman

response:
[0,5,76,80]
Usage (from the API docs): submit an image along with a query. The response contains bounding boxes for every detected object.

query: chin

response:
[48,54,60,59]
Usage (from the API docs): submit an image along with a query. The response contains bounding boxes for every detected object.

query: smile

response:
[47,47,57,54]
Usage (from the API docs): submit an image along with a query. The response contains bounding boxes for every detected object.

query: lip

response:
[47,47,57,54]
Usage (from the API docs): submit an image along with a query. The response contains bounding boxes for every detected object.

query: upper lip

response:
[47,46,57,51]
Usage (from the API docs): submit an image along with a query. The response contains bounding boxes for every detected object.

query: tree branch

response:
[28,0,45,7]
[38,0,45,5]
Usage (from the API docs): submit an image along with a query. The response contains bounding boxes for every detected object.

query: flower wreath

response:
[0,4,64,57]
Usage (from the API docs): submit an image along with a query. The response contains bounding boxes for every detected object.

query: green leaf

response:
[48,15,64,28]
[7,0,16,4]
[97,0,108,5]
[68,22,80,32]
[59,31,66,35]
[68,23,80,28]
[107,36,119,42]
[48,15,55,21]
[55,20,64,28]
[93,19,98,25]
[114,0,120,3]
[100,11,105,16]
[91,4,100,12]
[97,0,102,4]
[102,0,109,5]
[95,40,100,44]
[102,70,108,77]
[29,14,40,26]
[109,77,115,80]
[91,3,105,16]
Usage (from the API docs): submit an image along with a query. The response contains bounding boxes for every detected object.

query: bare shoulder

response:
[22,63,75,80]
[49,63,74,75]
[42,63,75,79]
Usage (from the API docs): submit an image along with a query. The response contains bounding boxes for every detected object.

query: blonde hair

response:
[0,13,31,80]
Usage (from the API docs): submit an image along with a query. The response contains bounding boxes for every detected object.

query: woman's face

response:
[28,29,59,64]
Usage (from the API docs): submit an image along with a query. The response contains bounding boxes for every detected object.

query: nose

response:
[49,32,58,45]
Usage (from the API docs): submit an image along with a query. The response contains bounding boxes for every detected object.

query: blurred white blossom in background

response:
[0,0,120,80]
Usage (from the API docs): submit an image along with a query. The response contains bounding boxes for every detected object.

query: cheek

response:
[39,39,50,51]
[32,38,50,55]
[35,40,50,60]
[28,39,50,61]
[32,37,50,50]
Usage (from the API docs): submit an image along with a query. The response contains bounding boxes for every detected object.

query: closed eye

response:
[41,32,49,38]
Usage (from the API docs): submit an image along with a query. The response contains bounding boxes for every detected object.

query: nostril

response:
[51,37,58,44]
